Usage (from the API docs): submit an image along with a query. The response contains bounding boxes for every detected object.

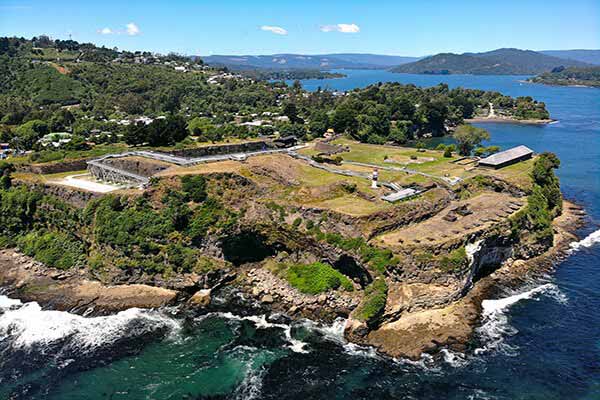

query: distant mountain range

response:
[539,50,600,65]
[200,48,600,75]
[391,48,591,75]
[200,53,420,70]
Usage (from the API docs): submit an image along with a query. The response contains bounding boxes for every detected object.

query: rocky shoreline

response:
[0,250,179,314]
[0,201,585,360]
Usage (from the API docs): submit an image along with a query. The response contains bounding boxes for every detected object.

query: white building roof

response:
[381,188,420,203]
[479,145,533,166]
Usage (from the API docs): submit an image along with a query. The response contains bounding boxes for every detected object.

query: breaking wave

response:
[569,228,600,253]
[474,283,566,355]
[0,295,181,353]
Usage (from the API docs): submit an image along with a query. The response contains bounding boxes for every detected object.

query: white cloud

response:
[260,25,288,35]
[320,23,360,33]
[126,22,141,36]
[96,23,141,36]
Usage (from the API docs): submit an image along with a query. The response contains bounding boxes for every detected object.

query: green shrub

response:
[18,231,84,270]
[292,217,302,228]
[355,278,388,323]
[0,161,14,189]
[286,262,354,294]
[321,232,397,274]
[188,197,237,245]
[0,186,43,239]
[439,246,468,272]
[266,201,286,220]
[181,175,207,203]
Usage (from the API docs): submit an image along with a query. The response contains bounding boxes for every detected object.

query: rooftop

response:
[478,145,533,166]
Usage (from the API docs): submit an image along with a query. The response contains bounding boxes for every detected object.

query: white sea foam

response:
[344,342,381,359]
[393,353,442,372]
[440,348,469,368]
[0,297,181,351]
[298,317,347,344]
[215,312,310,353]
[0,295,22,309]
[234,365,266,400]
[569,228,600,253]
[474,283,563,355]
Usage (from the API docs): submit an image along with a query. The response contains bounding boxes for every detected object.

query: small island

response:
[528,66,600,88]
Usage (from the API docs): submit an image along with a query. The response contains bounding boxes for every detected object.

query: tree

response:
[65,135,91,151]
[50,109,75,131]
[308,111,329,136]
[389,125,408,144]
[12,120,49,150]
[283,102,301,124]
[0,161,14,189]
[187,117,214,137]
[124,121,147,146]
[277,122,307,139]
[452,124,490,156]
[332,103,358,134]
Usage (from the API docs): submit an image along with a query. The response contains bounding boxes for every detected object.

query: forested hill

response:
[540,50,600,65]
[528,66,600,87]
[201,53,419,70]
[0,36,550,155]
[391,48,590,75]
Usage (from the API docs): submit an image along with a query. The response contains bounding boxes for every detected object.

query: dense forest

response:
[0,37,550,155]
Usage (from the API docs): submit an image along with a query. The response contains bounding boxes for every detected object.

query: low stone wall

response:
[170,141,270,158]
[18,158,92,175]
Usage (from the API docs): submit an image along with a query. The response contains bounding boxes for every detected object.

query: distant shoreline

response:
[465,116,556,125]
[519,79,600,89]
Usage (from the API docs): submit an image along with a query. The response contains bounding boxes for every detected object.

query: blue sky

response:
[0,0,598,56]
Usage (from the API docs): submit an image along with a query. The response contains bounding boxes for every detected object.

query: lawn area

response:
[296,146,321,157]
[480,157,535,189]
[331,138,473,179]
[295,163,367,188]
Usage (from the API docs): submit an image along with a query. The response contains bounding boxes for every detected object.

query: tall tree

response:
[453,124,490,155]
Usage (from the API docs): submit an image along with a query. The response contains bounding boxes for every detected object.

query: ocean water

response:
[1,71,599,399]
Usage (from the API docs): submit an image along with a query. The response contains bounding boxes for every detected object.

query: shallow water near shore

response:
[2,72,600,399]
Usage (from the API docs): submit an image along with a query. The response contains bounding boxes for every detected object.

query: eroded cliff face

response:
[345,202,583,359]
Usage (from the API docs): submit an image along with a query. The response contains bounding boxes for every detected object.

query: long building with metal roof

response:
[478,145,534,169]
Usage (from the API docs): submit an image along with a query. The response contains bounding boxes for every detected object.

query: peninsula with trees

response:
[0,36,581,360]
[528,66,600,88]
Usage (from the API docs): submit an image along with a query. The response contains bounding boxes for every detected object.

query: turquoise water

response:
[1,71,599,399]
